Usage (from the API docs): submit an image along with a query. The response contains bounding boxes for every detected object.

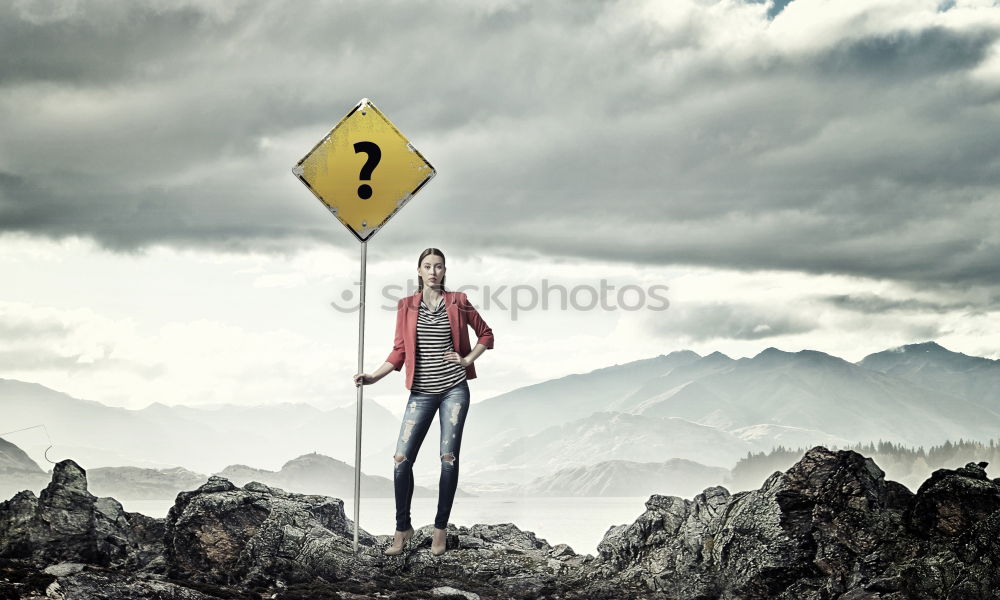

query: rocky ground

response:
[2,445,1000,599]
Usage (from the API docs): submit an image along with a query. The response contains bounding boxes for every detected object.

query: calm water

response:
[120,496,651,556]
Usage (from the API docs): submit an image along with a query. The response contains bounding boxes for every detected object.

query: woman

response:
[353,248,494,556]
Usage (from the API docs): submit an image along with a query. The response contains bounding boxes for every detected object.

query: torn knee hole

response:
[394,454,407,464]
[441,453,456,463]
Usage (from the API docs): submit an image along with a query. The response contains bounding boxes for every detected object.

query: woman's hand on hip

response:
[442,352,469,367]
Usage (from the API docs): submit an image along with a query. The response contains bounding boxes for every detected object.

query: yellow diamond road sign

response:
[292,98,436,242]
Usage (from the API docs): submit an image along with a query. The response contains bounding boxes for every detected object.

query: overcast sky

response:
[2,0,999,413]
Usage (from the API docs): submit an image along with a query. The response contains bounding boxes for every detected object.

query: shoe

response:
[384,527,414,556]
[430,527,447,556]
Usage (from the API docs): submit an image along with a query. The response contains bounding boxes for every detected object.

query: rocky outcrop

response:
[160,475,591,597]
[3,447,1000,599]
[0,460,163,571]
[593,446,1000,599]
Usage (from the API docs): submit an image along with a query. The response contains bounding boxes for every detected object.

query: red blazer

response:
[385,290,494,390]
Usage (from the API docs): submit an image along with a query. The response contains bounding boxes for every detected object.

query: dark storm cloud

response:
[0,3,219,85]
[821,293,982,315]
[649,301,817,342]
[814,26,996,80]
[2,0,1000,289]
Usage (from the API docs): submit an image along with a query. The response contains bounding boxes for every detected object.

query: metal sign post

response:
[292,98,435,552]
[354,240,366,551]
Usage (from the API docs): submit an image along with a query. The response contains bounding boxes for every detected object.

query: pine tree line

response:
[726,437,1000,492]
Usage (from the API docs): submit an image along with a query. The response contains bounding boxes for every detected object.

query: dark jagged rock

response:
[2,447,1000,599]
[160,477,591,597]
[0,459,163,570]
[908,460,1000,539]
[591,446,913,598]
[590,447,1000,600]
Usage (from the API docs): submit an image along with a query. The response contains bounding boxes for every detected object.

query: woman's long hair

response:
[416,247,446,292]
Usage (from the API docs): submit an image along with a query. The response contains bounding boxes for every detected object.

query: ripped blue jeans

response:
[393,379,470,531]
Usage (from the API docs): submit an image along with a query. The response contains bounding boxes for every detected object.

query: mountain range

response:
[2,340,997,499]
[0,442,443,503]
[457,341,1000,487]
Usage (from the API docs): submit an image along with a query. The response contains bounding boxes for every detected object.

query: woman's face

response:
[418,254,446,290]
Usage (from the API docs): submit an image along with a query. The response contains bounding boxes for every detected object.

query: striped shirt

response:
[411,295,467,393]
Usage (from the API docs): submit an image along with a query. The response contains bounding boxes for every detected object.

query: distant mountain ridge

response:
[0,436,43,474]
[0,438,452,503]
[491,411,752,470]
[518,458,729,498]
[216,452,455,499]
[3,340,998,495]
[859,341,1000,411]
[457,341,1000,486]
[0,378,401,475]
[617,345,1000,443]
[86,465,208,500]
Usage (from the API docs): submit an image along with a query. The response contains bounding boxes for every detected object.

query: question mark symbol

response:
[353,141,381,200]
